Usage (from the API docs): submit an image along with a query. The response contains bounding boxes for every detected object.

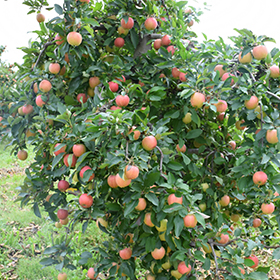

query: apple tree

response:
[4,0,280,279]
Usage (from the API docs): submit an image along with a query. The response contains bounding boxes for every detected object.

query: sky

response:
[0,0,279,65]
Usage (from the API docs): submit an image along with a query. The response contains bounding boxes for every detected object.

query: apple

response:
[231,214,240,222]
[246,255,259,268]
[22,104,34,115]
[58,180,69,192]
[67,32,83,46]
[172,67,180,78]
[228,140,236,150]
[252,45,268,60]
[201,183,209,192]
[133,130,141,140]
[190,92,205,108]
[80,166,95,181]
[161,35,171,46]
[238,51,252,64]
[270,65,280,78]
[57,209,68,220]
[54,143,66,156]
[135,198,147,211]
[114,37,125,48]
[144,213,154,227]
[235,120,246,130]
[261,202,275,214]
[155,219,168,232]
[177,261,191,275]
[253,218,262,228]
[36,95,45,107]
[146,275,155,280]
[183,214,197,228]
[218,233,229,244]
[221,73,235,86]
[171,270,182,279]
[33,83,38,93]
[199,203,206,212]
[167,45,175,55]
[64,53,70,63]
[168,193,183,205]
[17,150,28,161]
[214,64,227,77]
[187,20,194,27]
[36,13,45,23]
[49,63,60,74]
[266,129,278,144]
[63,154,77,168]
[179,72,187,82]
[87,267,97,279]
[73,144,86,157]
[116,95,129,107]
[57,272,67,280]
[153,39,162,50]
[18,106,24,115]
[182,112,192,124]
[217,112,225,121]
[110,105,121,110]
[245,96,258,109]
[145,17,158,30]
[142,136,157,151]
[115,174,131,187]
[151,247,165,260]
[214,100,227,113]
[121,17,134,29]
[55,34,65,45]
[119,247,132,260]
[117,26,129,35]
[77,93,88,104]
[107,175,118,188]
[55,222,62,228]
[39,79,52,92]
[202,243,212,253]
[253,171,267,185]
[79,193,93,208]
[109,81,119,92]
[176,144,186,153]
[59,66,66,75]
[89,76,100,88]
[239,267,245,275]
[219,195,230,207]
[125,165,139,179]
[60,217,69,225]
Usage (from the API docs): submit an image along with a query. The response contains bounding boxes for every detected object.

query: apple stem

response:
[156,146,167,181]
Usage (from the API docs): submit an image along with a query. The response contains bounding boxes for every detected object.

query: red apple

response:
[135,198,147,211]
[67,31,83,46]
[124,165,139,179]
[177,261,192,275]
[161,35,171,46]
[58,180,69,192]
[116,95,129,107]
[228,140,236,150]
[121,17,134,29]
[183,214,197,228]
[168,193,183,205]
[39,79,52,92]
[245,96,258,110]
[57,209,68,220]
[110,105,121,110]
[261,202,275,214]
[221,73,235,86]
[114,37,125,48]
[57,272,67,280]
[77,93,88,104]
[253,218,262,228]
[87,267,97,279]
[145,17,158,30]
[49,63,60,74]
[36,13,45,23]
[252,45,268,60]
[54,143,66,156]
[218,233,229,244]
[80,166,95,181]
[22,104,34,115]
[144,212,154,227]
[270,65,280,78]
[219,195,230,207]
[142,136,157,151]
[151,247,165,260]
[79,193,93,208]
[238,52,252,64]
[246,255,259,268]
[214,100,227,113]
[214,64,227,77]
[190,92,205,108]
[63,154,77,168]
[89,76,100,88]
[217,112,225,121]
[266,129,278,144]
[153,39,162,50]
[60,217,69,225]
[172,67,180,78]
[119,247,132,260]
[167,45,175,55]
[179,72,187,82]
[55,34,65,45]
[73,144,86,157]
[176,144,186,153]
[109,81,119,92]
[36,95,45,107]
[17,150,28,161]
[253,171,267,185]
[107,175,118,188]
[115,174,131,188]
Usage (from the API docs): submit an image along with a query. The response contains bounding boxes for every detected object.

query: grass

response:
[0,143,106,280]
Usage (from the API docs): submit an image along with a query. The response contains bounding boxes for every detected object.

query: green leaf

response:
[186,129,202,139]
[167,161,183,170]
[195,212,205,228]
[248,272,268,280]
[273,248,280,259]
[54,4,63,15]
[174,215,184,237]
[145,193,159,206]
[181,153,191,165]
[44,246,58,254]
[144,172,160,187]
[33,202,41,218]
[124,200,138,217]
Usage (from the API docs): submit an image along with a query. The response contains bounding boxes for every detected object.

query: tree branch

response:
[156,146,167,181]
[209,240,221,280]
[266,91,280,102]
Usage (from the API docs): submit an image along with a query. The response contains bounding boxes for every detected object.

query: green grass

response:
[0,143,106,280]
